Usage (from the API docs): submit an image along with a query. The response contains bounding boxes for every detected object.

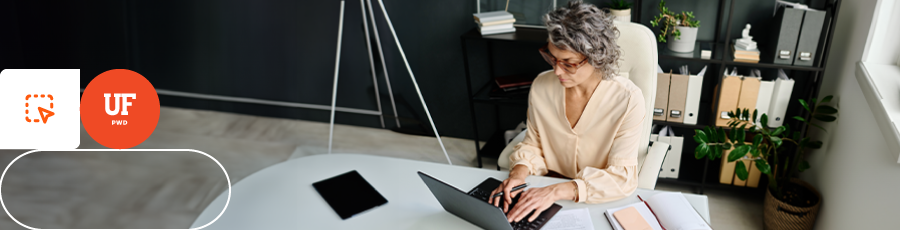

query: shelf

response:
[471,80,529,105]
[723,47,825,71]
[460,27,548,43]
[652,120,708,130]
[658,41,724,64]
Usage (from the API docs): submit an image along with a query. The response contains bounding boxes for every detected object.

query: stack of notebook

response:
[732,44,760,63]
[473,11,516,35]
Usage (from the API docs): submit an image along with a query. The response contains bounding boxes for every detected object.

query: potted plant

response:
[650,0,700,53]
[692,96,838,230]
[608,0,632,22]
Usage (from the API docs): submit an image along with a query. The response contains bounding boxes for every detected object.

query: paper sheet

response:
[542,208,595,230]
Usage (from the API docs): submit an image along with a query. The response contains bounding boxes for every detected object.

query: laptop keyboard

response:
[467,178,560,230]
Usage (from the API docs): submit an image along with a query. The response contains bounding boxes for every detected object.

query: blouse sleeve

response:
[509,92,549,176]
[572,90,645,203]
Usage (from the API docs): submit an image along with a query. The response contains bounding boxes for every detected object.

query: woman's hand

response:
[506,181,577,222]
[490,165,530,212]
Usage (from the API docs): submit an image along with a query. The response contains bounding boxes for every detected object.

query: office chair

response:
[496,21,668,190]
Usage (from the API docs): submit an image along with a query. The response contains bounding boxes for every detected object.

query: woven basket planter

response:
[763,179,821,230]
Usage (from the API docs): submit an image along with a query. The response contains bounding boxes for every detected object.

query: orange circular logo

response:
[81,69,160,149]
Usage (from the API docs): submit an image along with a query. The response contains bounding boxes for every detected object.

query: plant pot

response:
[610,8,631,22]
[763,179,822,230]
[667,26,698,53]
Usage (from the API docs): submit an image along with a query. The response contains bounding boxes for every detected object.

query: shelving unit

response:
[460,0,841,194]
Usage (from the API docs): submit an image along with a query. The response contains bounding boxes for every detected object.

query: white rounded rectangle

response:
[0,69,80,149]
[0,149,231,230]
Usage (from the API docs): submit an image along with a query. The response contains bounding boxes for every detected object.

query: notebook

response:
[604,192,711,230]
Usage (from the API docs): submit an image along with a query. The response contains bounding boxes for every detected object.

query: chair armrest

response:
[497,131,527,170]
[638,142,670,190]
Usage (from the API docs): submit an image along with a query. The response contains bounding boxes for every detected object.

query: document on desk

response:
[542,208,595,230]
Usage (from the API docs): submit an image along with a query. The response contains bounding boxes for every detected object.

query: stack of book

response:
[473,11,516,35]
[733,44,760,63]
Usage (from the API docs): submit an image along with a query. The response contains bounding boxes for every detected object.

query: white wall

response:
[799,0,900,229]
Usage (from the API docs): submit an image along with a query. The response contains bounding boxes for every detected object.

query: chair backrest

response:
[612,21,658,173]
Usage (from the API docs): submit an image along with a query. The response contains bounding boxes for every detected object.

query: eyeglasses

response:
[538,44,589,74]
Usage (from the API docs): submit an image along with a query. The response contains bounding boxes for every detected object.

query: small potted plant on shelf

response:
[607,0,632,22]
[692,96,838,230]
[650,0,700,53]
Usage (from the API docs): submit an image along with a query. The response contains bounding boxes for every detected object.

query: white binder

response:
[767,74,795,127]
[755,80,775,127]
[656,126,682,179]
[683,71,705,125]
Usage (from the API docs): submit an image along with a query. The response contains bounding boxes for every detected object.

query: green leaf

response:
[783,124,792,137]
[799,99,810,112]
[695,130,709,143]
[743,109,750,120]
[695,144,709,159]
[821,95,833,103]
[793,132,801,141]
[705,127,717,142]
[755,159,771,174]
[761,114,769,128]
[735,161,749,181]
[752,109,758,124]
[723,142,732,150]
[714,145,723,159]
[729,145,751,162]
[717,127,727,143]
[770,136,783,148]
[809,140,823,149]
[737,124,747,142]
[751,148,760,157]
[798,160,811,172]
[793,116,807,123]
[693,133,704,144]
[814,114,837,122]
[771,126,786,136]
[810,123,827,132]
[816,105,838,114]
[753,134,763,147]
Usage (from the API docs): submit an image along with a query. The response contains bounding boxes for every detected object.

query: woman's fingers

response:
[528,203,552,222]
[490,186,502,207]
[503,184,513,212]
[507,194,534,221]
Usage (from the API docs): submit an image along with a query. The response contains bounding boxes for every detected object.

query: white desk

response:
[191,154,709,229]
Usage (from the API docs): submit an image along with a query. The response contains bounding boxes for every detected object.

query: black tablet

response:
[312,170,388,220]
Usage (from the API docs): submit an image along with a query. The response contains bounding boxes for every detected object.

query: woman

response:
[489,0,646,223]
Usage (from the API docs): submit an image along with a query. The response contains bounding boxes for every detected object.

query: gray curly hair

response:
[544,0,620,80]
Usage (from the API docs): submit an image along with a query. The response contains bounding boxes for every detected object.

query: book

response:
[604,192,711,230]
[733,58,760,63]
[473,11,514,23]
[480,26,516,35]
[732,45,760,55]
[733,53,760,60]
[479,23,514,32]
[479,18,516,27]
[494,74,534,89]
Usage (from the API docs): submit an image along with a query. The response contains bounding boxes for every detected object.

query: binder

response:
[654,73,671,121]
[719,142,760,187]
[755,80,775,127]
[765,7,805,65]
[714,75,742,127]
[683,73,705,125]
[793,9,826,66]
[666,74,689,123]
[656,127,682,179]
[767,77,795,127]
[735,77,760,127]
[719,147,737,184]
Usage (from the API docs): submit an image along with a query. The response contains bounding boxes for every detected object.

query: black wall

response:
[0,0,827,141]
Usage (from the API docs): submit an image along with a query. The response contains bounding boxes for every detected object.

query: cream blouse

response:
[510,70,646,204]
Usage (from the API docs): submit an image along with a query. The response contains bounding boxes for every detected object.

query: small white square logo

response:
[0,69,80,149]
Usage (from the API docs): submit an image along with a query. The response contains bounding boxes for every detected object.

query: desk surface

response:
[191,154,709,229]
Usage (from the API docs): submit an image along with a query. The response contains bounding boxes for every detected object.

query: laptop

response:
[417,171,561,230]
